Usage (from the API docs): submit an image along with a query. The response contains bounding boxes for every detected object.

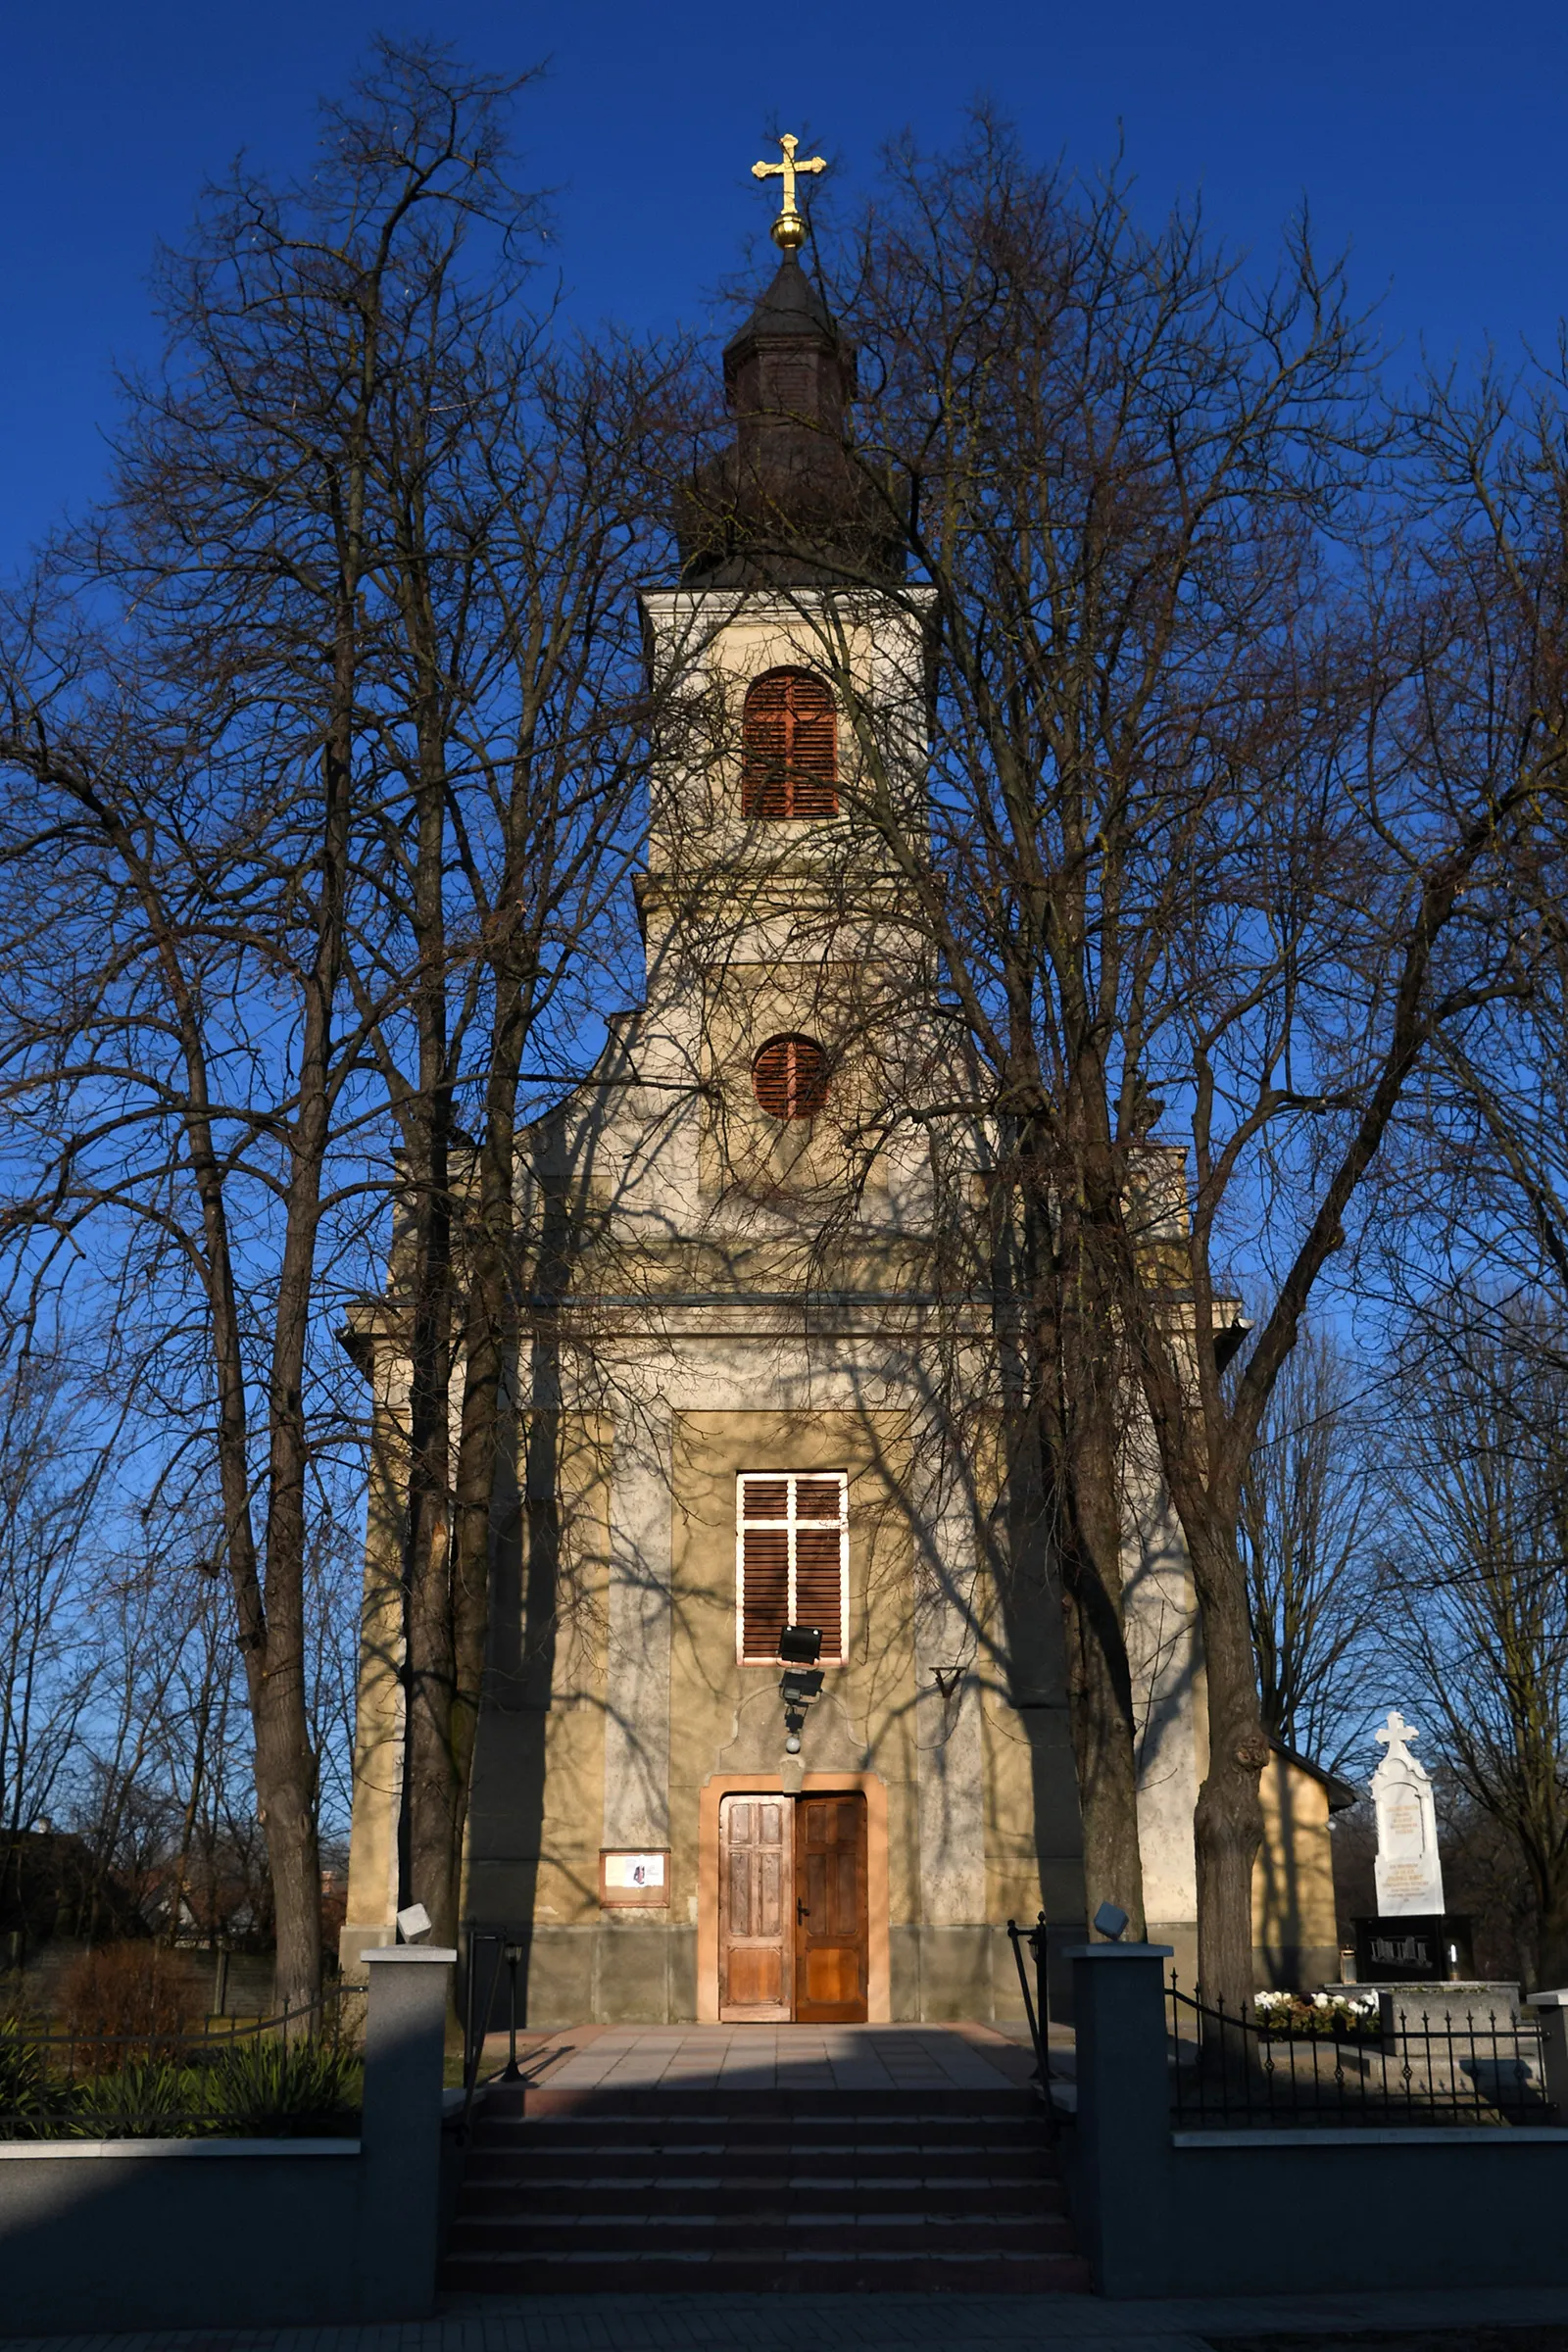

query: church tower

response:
[340,139,1250,2025]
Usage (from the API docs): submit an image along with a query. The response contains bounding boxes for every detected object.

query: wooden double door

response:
[718,1790,867,2023]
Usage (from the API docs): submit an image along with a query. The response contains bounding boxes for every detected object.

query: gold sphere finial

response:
[752,131,827,254]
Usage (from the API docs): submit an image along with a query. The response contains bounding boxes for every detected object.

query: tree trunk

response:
[1018,1151,1148,1940]
[160,848,324,2018]
[396,1025,460,1948]
[391,569,464,1949]
[1188,1519,1267,2015]
[439,937,533,1961]
[440,1171,509,1939]
[1056,1427,1148,1939]
[252,1677,321,2013]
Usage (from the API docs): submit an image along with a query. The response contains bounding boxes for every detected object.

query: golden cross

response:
[752,132,827,253]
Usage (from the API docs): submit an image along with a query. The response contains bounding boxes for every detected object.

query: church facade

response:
[339,189,1342,2024]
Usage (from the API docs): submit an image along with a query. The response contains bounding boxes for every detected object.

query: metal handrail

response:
[1005,1912,1058,2140]
[459,1928,509,2141]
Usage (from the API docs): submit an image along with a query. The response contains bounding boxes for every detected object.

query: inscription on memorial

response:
[1371,1709,1446,1918]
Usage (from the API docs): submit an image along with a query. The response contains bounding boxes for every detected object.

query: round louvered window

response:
[752,1035,830,1121]
[742,669,838,819]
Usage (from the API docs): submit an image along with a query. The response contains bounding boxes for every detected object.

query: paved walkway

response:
[475,2020,1038,2093]
[8,2285,1568,2352]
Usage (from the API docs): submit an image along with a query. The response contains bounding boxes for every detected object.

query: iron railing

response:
[1167,1976,1552,2130]
[1004,1913,1059,2137]
[460,1928,513,2138]
[0,1981,366,2139]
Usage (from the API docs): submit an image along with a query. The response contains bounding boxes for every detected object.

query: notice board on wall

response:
[600,1849,669,1908]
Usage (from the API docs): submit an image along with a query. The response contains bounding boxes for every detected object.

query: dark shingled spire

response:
[678,254,902,587]
[725,250,838,353]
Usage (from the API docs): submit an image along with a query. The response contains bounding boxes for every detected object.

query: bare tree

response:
[742,120,1366,1974]
[0,40,694,1994]
[358,327,685,1952]
[1379,1299,1568,1985]
[0,1349,106,1906]
[0,41,556,2003]
[1239,1326,1377,1770]
[721,113,1561,2012]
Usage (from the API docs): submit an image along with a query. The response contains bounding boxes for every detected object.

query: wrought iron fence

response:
[1167,1976,1553,2130]
[0,1980,366,2139]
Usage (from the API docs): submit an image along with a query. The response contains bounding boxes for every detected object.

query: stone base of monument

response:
[1323,1978,1521,2029]
[1351,1911,1473,1984]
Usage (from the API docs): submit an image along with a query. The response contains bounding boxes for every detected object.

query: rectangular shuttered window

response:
[736,1471,848,1665]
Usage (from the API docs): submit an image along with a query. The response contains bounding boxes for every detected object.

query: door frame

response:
[699,1772,890,2023]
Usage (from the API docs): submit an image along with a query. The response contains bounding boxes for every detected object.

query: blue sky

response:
[3,0,1565,559]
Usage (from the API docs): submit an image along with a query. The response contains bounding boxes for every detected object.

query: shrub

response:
[0,2015,49,2138]
[58,1943,203,2060]
[71,2058,196,2137]
[204,2033,361,2136]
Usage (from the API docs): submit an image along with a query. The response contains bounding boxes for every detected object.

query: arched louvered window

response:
[741,668,839,819]
[752,1035,830,1122]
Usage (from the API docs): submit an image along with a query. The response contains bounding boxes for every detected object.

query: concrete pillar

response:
[1068,1941,1175,2297]
[356,1945,457,2319]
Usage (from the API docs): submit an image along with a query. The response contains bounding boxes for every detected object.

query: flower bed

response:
[1253,1989,1380,2038]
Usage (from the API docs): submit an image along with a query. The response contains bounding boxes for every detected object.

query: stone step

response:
[441,2249,1092,2295]
[462,2153,1063,2189]
[447,2212,1075,2255]
[465,2142,1054,2176]
[468,2114,1051,2150]
[459,2178,1063,2218]
[480,2084,1038,2119]
[444,2082,1081,2298]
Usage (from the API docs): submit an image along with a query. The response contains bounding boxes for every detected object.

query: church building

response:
[339,143,1343,2024]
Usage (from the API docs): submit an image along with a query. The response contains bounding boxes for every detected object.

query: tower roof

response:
[722,252,839,375]
[677,252,898,588]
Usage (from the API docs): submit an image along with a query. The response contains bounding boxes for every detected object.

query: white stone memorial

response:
[1371,1709,1446,1917]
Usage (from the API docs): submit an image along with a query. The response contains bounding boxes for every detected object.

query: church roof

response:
[677,250,899,588]
[722,252,839,372]
[1272,1737,1359,1812]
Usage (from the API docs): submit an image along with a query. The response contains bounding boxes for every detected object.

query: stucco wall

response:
[466,1391,1090,2026]
[338,580,1237,2026]
[1252,1750,1339,1988]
